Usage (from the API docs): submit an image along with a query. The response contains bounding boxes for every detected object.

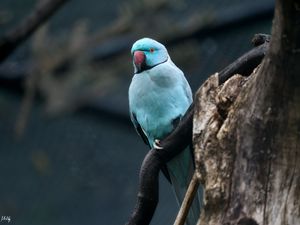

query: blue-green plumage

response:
[129,38,201,225]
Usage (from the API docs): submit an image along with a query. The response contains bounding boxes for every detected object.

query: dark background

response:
[0,0,274,224]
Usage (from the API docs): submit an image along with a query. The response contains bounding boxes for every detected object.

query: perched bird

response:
[128,38,202,225]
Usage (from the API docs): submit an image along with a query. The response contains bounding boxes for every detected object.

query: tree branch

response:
[173,172,199,225]
[218,38,269,84]
[125,34,269,225]
[0,2,273,79]
[0,0,69,62]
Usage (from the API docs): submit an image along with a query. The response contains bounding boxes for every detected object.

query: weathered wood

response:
[193,0,300,224]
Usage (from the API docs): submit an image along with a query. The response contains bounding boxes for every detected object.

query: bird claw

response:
[153,139,163,150]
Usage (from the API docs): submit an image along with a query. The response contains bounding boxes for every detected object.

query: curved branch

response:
[125,34,269,225]
[125,103,194,225]
[0,0,69,62]
[125,150,162,225]
[218,37,269,84]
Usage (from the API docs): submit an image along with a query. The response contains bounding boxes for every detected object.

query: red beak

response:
[133,51,145,73]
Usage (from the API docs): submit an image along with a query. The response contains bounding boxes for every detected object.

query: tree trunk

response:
[193,0,300,225]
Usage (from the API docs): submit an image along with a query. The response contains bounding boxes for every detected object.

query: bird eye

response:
[149,48,154,53]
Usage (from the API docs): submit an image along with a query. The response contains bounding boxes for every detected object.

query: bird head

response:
[131,38,169,74]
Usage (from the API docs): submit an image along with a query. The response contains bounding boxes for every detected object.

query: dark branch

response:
[218,36,270,84]
[125,34,270,225]
[125,104,194,225]
[0,2,273,78]
[0,0,69,62]
[251,33,271,46]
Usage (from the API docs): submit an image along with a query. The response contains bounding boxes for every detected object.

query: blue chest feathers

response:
[129,62,192,143]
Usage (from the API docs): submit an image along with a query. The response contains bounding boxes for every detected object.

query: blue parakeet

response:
[128,38,202,225]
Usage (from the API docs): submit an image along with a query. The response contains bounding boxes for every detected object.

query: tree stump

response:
[193,0,300,224]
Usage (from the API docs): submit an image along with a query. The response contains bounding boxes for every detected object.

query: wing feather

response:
[130,112,150,147]
[130,112,172,183]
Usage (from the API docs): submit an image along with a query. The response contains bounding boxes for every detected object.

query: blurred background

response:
[0,0,274,224]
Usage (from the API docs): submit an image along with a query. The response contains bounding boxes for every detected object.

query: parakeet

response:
[128,38,202,225]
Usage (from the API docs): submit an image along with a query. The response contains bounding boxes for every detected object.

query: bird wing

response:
[130,112,151,147]
[130,111,172,183]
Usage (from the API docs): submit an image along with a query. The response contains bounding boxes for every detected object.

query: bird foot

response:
[153,139,163,150]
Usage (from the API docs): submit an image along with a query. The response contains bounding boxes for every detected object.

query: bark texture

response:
[193,0,300,225]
